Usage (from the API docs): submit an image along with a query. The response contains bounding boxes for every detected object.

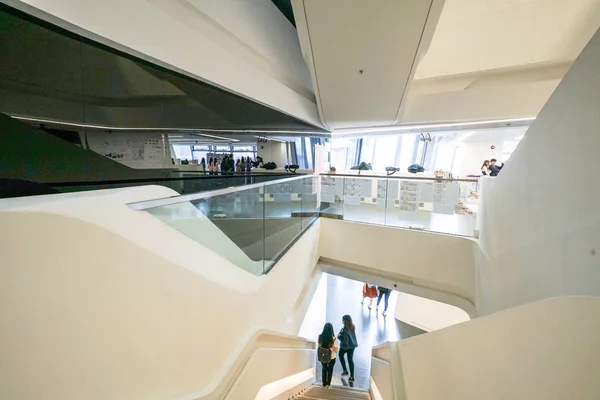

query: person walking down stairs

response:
[337,315,358,384]
[293,384,372,399]
[317,323,339,388]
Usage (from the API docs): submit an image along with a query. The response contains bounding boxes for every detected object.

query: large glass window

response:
[304,137,313,169]
[398,135,417,170]
[371,136,398,171]
[173,145,193,160]
[360,137,376,165]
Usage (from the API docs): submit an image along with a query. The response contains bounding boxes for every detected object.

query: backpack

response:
[407,164,425,174]
[317,346,332,363]
[317,337,333,363]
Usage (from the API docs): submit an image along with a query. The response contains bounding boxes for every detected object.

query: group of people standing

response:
[480,158,504,176]
[318,315,358,388]
[202,156,257,175]
[362,283,392,316]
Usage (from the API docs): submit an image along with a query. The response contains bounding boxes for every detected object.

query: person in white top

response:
[318,323,338,388]
[481,160,491,176]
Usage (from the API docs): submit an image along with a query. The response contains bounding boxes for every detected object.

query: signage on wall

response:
[491,145,496,150]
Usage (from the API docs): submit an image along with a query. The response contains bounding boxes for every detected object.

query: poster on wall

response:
[376,180,387,207]
[343,178,361,205]
[419,182,434,202]
[432,182,459,214]
[103,136,134,160]
[386,179,399,209]
[321,176,336,204]
[399,181,419,213]
[143,137,164,161]
[100,134,165,164]
[360,179,373,197]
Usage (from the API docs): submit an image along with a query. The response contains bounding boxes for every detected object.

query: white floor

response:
[324,203,476,237]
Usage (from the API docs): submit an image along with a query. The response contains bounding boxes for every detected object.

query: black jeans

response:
[321,358,336,386]
[377,289,391,311]
[338,348,355,377]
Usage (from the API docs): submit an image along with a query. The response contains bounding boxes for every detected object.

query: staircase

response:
[294,385,371,399]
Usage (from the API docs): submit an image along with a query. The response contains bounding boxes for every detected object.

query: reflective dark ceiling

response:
[271,0,296,27]
[0,5,323,133]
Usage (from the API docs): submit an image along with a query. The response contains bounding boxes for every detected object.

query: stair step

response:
[299,384,371,400]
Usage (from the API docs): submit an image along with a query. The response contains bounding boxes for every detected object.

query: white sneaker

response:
[382,311,387,316]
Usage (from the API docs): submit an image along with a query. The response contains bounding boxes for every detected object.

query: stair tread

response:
[302,384,371,399]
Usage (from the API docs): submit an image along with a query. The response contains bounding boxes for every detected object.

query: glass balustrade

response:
[319,174,479,237]
[129,174,480,276]
[131,176,317,276]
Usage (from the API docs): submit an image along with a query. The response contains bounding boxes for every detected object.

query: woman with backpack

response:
[318,322,338,388]
[337,314,358,383]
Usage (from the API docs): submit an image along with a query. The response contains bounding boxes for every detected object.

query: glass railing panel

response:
[342,176,387,225]
[133,175,313,276]
[263,180,303,273]
[320,175,344,219]
[301,176,320,231]
[145,184,265,276]
[386,179,478,236]
[320,174,480,237]
[41,173,302,198]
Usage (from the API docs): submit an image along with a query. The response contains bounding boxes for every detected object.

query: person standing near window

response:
[489,158,504,176]
[481,160,490,176]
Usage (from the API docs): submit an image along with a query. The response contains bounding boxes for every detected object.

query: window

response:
[398,135,417,170]
[360,137,376,165]
[173,145,192,160]
[304,137,313,169]
[371,136,399,171]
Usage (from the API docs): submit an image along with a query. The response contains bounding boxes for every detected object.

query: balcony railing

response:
[319,173,479,237]
[129,174,480,275]
[129,175,320,276]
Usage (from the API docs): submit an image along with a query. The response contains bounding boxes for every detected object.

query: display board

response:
[86,132,170,169]
[399,181,419,212]
[432,182,460,214]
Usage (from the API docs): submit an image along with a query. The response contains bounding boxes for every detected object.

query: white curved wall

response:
[0,182,500,399]
[394,292,470,332]
[319,218,478,315]
[0,188,321,400]
[4,0,321,127]
[396,297,600,399]
[477,27,600,314]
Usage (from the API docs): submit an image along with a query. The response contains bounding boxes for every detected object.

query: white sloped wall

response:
[477,28,600,314]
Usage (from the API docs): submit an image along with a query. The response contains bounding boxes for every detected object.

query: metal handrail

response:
[128,174,312,210]
[320,173,479,183]
[48,172,303,187]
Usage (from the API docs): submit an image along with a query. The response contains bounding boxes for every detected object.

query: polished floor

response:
[322,204,476,237]
[300,274,400,390]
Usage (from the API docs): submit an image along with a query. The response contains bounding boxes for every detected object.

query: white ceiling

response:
[399,0,600,125]
[432,126,527,144]
[415,0,600,80]
[292,0,445,130]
